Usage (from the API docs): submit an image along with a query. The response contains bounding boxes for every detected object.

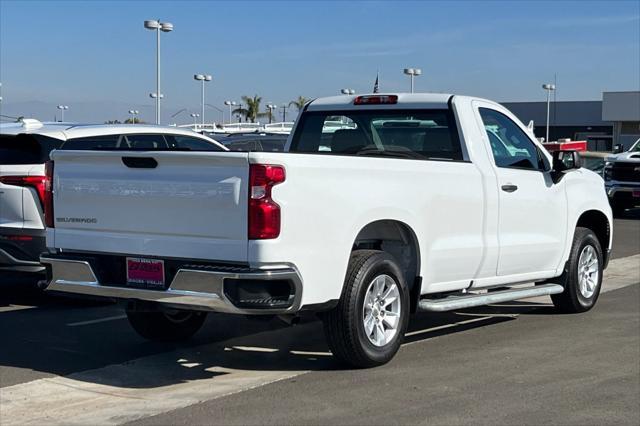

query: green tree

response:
[289,96,309,112]
[233,95,268,123]
[124,118,143,124]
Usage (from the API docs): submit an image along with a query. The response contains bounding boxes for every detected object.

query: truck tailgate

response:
[49,150,249,262]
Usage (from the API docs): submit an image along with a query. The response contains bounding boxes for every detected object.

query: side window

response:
[169,135,222,151]
[479,108,542,171]
[60,135,121,150]
[124,134,168,150]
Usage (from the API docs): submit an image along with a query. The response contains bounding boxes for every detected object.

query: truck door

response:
[473,103,567,276]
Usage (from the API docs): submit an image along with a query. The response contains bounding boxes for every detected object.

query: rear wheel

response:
[551,227,603,313]
[126,305,207,341]
[322,250,409,368]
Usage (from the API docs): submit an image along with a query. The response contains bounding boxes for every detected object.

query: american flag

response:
[373,72,379,93]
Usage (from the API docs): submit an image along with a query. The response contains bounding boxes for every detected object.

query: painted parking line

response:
[67,315,127,327]
[2,254,638,426]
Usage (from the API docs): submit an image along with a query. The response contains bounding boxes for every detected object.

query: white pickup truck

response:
[41,94,613,367]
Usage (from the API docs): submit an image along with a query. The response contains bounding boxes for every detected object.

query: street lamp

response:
[57,105,69,122]
[190,112,200,128]
[542,83,556,143]
[144,19,173,125]
[280,104,289,122]
[128,109,139,124]
[403,68,422,93]
[266,103,277,124]
[194,74,212,127]
[341,88,355,95]
[224,100,238,124]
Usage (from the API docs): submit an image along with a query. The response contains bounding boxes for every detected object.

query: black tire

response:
[551,227,603,313]
[322,250,410,368]
[126,306,207,341]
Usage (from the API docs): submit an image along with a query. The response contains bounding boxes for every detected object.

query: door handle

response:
[501,184,518,193]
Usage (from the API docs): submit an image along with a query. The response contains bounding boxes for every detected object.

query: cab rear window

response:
[60,134,222,151]
[289,109,464,161]
[0,134,62,164]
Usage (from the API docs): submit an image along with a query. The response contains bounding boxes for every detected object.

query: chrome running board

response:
[417,284,564,312]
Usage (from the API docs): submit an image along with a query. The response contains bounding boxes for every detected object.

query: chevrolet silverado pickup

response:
[40,93,613,367]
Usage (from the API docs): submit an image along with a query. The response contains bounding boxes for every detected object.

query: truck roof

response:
[307,93,454,111]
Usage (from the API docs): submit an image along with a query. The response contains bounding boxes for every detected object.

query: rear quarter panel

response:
[247,152,485,306]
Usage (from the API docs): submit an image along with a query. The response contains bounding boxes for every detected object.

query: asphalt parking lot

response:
[1,212,638,425]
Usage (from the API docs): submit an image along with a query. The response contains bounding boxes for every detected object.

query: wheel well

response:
[576,210,610,258]
[353,220,420,289]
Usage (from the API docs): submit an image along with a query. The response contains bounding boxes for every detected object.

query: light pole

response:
[149,92,164,114]
[224,100,237,124]
[144,19,173,125]
[57,105,69,122]
[341,88,355,95]
[190,112,200,128]
[266,103,277,123]
[542,83,556,143]
[194,74,212,127]
[280,104,289,122]
[403,68,422,93]
[128,109,139,124]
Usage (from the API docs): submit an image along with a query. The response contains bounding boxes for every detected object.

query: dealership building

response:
[502,90,639,151]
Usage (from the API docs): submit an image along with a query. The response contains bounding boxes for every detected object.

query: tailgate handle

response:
[122,157,158,169]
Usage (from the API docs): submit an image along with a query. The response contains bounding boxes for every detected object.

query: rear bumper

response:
[40,254,303,315]
[0,228,46,272]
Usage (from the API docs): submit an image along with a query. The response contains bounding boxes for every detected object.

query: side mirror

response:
[613,143,624,154]
[552,150,581,173]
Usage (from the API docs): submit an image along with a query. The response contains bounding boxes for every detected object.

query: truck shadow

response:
[0,290,550,389]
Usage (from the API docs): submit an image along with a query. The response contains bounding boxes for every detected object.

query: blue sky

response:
[1,0,638,124]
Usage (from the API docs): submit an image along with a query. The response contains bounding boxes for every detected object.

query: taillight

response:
[248,164,285,239]
[0,175,47,209]
[44,161,54,228]
[353,95,398,105]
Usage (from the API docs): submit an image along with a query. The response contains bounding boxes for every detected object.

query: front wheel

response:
[126,306,207,341]
[322,250,410,368]
[551,227,603,313]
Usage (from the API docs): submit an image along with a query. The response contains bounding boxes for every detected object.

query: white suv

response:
[0,120,225,276]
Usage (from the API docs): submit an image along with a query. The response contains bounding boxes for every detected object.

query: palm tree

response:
[289,96,309,112]
[233,95,268,123]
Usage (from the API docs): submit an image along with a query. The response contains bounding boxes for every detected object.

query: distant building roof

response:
[501,101,609,127]
[602,91,640,122]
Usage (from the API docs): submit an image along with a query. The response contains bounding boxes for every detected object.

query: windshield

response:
[289,109,463,161]
[631,138,640,152]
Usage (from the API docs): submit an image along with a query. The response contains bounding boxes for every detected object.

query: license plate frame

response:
[126,257,165,289]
